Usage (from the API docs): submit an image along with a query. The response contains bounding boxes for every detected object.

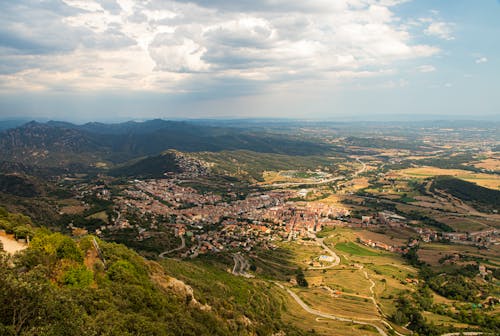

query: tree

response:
[295,268,308,287]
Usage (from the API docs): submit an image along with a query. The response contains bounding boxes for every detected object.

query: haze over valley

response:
[0,1,499,336]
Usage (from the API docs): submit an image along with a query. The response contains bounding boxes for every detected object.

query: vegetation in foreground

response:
[0,209,311,336]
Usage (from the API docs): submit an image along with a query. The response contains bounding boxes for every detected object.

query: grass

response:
[398,166,500,190]
[86,210,109,223]
[252,242,324,280]
[435,216,489,232]
[366,264,414,282]
[315,268,373,296]
[474,158,500,172]
[417,242,500,268]
[335,242,381,257]
[294,287,380,321]
[422,311,473,330]
[316,227,338,238]
[281,293,380,336]
[290,171,323,179]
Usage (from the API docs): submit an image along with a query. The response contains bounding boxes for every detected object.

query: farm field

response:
[58,198,88,214]
[281,292,380,336]
[335,242,381,256]
[434,215,492,232]
[417,242,500,267]
[86,210,109,223]
[293,287,380,320]
[474,157,500,172]
[398,167,500,190]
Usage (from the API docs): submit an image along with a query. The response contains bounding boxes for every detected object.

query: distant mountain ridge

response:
[0,119,330,170]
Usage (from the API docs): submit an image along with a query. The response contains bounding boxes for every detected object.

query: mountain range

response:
[0,119,330,172]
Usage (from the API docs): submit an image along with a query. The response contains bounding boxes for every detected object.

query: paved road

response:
[354,157,367,177]
[159,235,186,258]
[307,233,341,270]
[274,282,388,336]
[265,175,345,188]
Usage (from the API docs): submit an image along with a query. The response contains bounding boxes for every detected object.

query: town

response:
[69,174,498,262]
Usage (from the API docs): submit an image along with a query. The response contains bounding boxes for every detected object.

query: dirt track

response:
[0,234,27,254]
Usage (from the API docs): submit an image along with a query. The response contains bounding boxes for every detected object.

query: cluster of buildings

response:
[89,177,353,258]
[442,229,498,246]
[357,237,395,252]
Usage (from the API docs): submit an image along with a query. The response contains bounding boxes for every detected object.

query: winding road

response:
[305,233,408,336]
[307,236,341,270]
[232,253,254,278]
[274,282,388,336]
[159,235,186,258]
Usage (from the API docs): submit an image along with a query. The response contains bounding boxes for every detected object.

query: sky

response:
[0,0,498,122]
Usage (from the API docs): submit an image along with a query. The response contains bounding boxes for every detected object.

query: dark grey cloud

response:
[0,0,134,54]
[0,1,84,54]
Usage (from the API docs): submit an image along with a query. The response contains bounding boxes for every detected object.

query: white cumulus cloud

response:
[0,0,441,95]
[424,21,455,40]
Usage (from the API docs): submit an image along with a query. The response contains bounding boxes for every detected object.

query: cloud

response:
[417,65,436,73]
[0,0,440,95]
[149,33,209,72]
[475,57,488,64]
[424,21,455,40]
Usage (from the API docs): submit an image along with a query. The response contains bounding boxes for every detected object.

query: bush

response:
[62,266,93,288]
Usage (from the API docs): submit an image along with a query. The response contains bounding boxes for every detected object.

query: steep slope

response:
[109,152,181,178]
[0,208,311,336]
[0,174,40,197]
[431,175,500,211]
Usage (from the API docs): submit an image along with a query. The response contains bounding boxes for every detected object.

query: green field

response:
[335,242,380,256]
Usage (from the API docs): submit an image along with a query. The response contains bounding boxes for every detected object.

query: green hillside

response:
[195,150,338,181]
[0,208,311,336]
[0,121,331,170]
[109,152,181,178]
[432,175,500,210]
[0,174,40,197]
